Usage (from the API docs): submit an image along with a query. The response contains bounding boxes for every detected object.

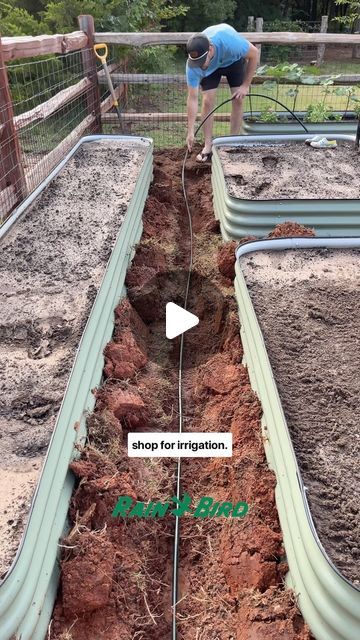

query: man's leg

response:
[198,88,217,159]
[230,85,244,135]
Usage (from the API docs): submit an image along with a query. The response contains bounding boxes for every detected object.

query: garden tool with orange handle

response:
[94,43,124,133]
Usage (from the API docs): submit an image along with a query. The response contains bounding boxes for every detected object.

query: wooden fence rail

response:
[94,31,360,46]
[2,29,360,62]
[2,31,88,62]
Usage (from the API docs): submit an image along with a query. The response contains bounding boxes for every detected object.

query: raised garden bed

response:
[223,141,359,200]
[241,111,358,136]
[235,237,360,640]
[0,135,152,639]
[49,151,313,640]
[212,134,360,240]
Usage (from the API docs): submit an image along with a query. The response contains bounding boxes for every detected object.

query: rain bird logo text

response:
[112,493,249,519]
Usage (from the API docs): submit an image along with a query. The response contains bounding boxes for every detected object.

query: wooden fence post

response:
[247,17,255,32]
[316,15,328,66]
[77,15,102,133]
[255,17,264,64]
[353,17,360,59]
[0,36,27,206]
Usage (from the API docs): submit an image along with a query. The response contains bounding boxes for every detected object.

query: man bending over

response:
[186,23,259,161]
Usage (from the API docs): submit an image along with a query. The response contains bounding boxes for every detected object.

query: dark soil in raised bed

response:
[219,142,360,200]
[241,248,360,586]
[0,139,147,578]
[51,150,312,640]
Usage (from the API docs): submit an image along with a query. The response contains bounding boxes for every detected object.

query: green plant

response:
[329,112,344,121]
[305,103,332,123]
[0,0,41,36]
[257,63,321,117]
[332,85,360,117]
[258,63,304,105]
[352,100,360,118]
[261,80,278,101]
[285,86,300,112]
[350,84,360,118]
[320,75,341,106]
[129,45,179,74]
[283,63,304,82]
[259,106,279,123]
[263,19,304,63]
[8,55,65,115]
[300,75,321,86]
[302,65,321,76]
[42,0,188,32]
[332,0,360,30]
[258,63,303,78]
[168,0,236,32]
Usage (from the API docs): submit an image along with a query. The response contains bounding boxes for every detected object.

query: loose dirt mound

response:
[51,149,312,639]
[268,221,316,238]
[217,222,315,281]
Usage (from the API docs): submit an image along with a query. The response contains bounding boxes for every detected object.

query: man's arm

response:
[186,86,199,151]
[233,43,259,100]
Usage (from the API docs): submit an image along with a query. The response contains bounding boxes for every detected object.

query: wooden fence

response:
[0,15,123,219]
[1,17,360,220]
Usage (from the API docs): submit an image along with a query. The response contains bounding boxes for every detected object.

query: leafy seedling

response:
[305,102,331,123]
[286,87,300,112]
[259,106,279,123]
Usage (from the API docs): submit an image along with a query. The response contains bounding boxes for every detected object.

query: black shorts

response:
[200,58,246,91]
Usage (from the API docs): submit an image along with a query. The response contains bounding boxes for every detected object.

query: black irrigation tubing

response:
[172,92,309,639]
[246,93,310,132]
[356,117,360,148]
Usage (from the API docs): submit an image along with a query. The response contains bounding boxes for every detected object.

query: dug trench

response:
[51,149,312,640]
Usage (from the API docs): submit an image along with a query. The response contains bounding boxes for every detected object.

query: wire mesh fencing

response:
[260,19,322,64]
[0,48,100,220]
[100,42,360,147]
[1,35,360,221]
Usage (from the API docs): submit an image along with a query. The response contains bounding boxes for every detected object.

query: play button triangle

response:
[166,302,199,339]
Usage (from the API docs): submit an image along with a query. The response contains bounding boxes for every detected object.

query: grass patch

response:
[128,82,358,115]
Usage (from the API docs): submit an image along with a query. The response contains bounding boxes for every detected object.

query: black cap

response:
[186,33,210,68]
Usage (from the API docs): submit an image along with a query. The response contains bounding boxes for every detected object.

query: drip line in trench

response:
[172,94,308,639]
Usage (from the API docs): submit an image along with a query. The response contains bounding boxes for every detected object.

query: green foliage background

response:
[2,0,360,38]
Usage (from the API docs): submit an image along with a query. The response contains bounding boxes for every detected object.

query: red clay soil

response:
[268,221,316,238]
[217,222,315,281]
[51,149,313,640]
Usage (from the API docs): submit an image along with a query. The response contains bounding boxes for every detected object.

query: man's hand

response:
[186,132,195,152]
[235,44,259,102]
[232,84,250,101]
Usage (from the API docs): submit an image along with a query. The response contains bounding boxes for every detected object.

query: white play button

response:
[166,302,199,339]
